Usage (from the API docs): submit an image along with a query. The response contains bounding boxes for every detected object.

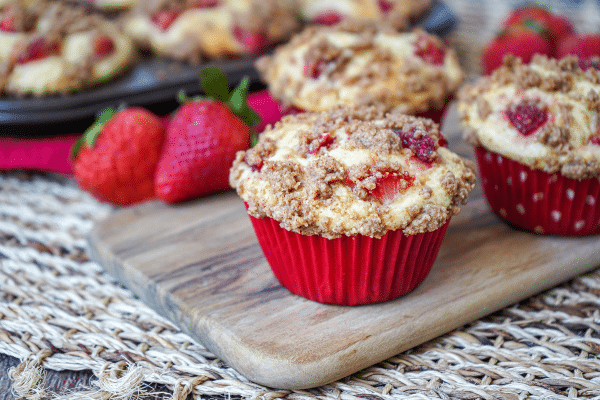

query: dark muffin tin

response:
[0,0,455,137]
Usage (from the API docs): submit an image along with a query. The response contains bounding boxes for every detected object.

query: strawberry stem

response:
[70,107,117,160]
[200,65,231,102]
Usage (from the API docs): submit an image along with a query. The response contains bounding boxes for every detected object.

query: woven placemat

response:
[0,170,599,400]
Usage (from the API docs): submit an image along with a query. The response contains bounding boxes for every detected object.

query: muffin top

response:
[255,21,464,114]
[229,106,476,238]
[458,55,600,180]
[295,0,432,31]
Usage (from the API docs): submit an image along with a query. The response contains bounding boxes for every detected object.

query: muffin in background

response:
[229,105,476,305]
[458,55,600,236]
[121,0,299,64]
[295,0,432,30]
[0,0,136,96]
[255,21,464,124]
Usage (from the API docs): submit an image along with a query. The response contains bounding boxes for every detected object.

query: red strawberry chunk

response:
[315,11,343,25]
[590,135,600,146]
[393,127,437,163]
[309,133,335,154]
[17,37,58,65]
[232,25,269,53]
[378,0,394,13]
[304,58,334,79]
[0,16,15,32]
[195,0,219,7]
[370,171,415,204]
[414,34,445,65]
[152,10,179,31]
[249,159,263,172]
[93,34,115,60]
[580,56,600,71]
[505,100,548,136]
[438,132,448,148]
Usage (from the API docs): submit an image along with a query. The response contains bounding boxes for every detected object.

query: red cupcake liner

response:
[248,213,450,305]
[475,146,600,236]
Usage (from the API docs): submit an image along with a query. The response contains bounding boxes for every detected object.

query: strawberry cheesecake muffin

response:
[0,0,136,96]
[229,105,476,305]
[458,55,600,235]
[296,0,432,30]
[70,0,139,12]
[121,0,299,64]
[255,21,464,124]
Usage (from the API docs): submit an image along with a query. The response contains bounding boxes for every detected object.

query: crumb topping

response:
[255,21,464,114]
[458,55,600,179]
[124,0,299,63]
[0,0,134,96]
[230,106,476,238]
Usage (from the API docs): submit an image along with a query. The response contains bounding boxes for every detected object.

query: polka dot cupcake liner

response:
[475,147,600,236]
[248,213,450,306]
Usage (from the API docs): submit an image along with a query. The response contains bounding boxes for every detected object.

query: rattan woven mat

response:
[0,170,599,400]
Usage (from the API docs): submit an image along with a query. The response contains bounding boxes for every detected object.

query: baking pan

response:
[0,0,456,137]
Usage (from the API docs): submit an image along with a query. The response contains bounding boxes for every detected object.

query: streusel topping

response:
[230,106,476,238]
[458,55,600,180]
[255,21,464,114]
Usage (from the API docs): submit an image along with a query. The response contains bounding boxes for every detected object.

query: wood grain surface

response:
[87,189,600,390]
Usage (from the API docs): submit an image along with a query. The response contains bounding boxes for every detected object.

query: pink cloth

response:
[0,90,285,176]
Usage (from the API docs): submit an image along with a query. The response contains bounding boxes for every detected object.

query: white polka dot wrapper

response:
[475,147,600,236]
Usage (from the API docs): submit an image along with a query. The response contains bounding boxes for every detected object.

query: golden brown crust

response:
[122,0,299,63]
[256,22,463,114]
[230,106,476,238]
[458,55,600,180]
[0,0,136,96]
[296,0,432,31]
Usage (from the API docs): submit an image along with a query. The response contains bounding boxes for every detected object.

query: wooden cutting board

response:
[87,190,600,390]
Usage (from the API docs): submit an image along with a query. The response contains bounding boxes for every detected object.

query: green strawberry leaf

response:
[200,65,230,102]
[227,76,261,127]
[177,89,204,104]
[85,108,116,147]
[523,19,548,36]
[177,66,262,131]
[70,107,117,160]
[250,132,259,147]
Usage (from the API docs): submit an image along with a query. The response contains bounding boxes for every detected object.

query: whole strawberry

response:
[557,33,600,70]
[502,5,574,51]
[154,66,259,203]
[71,107,166,206]
[482,27,551,74]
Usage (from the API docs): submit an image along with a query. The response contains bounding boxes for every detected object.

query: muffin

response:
[255,21,464,124]
[121,0,299,64]
[70,0,139,12]
[0,0,136,96]
[458,55,600,236]
[229,106,476,305]
[295,0,432,30]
